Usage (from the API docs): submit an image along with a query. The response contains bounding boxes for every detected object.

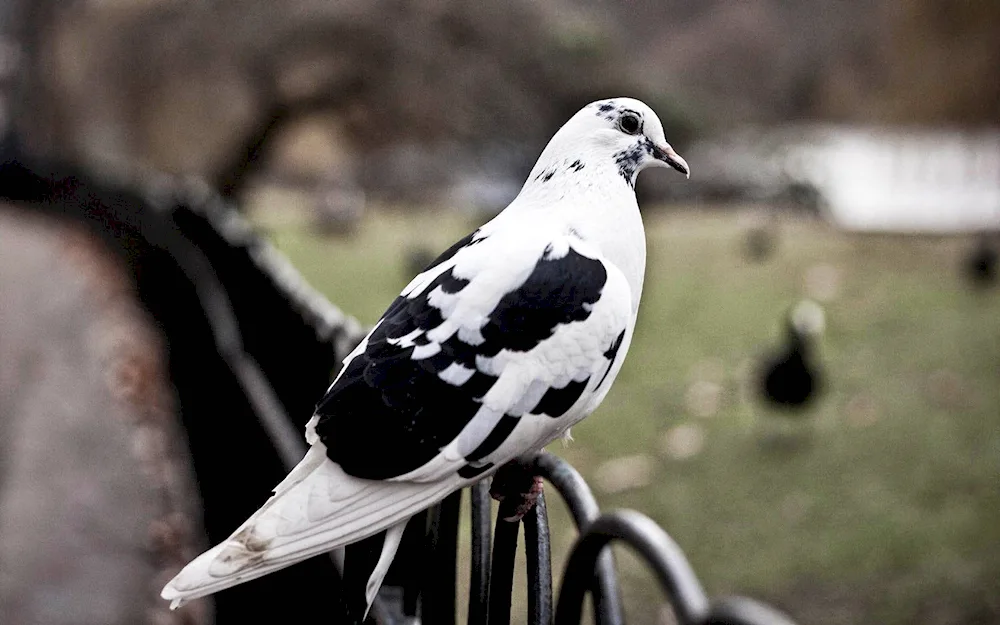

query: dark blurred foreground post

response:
[0,153,369,624]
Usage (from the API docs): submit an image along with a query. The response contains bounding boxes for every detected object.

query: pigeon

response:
[743,222,777,262]
[758,299,825,410]
[963,233,997,288]
[404,245,439,282]
[161,97,690,617]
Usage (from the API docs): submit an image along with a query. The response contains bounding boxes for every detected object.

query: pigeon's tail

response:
[161,445,463,612]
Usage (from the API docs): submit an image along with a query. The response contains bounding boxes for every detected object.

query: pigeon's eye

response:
[618,112,641,135]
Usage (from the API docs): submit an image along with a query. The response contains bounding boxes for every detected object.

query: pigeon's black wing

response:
[309,230,632,481]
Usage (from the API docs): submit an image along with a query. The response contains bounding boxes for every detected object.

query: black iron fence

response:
[376,452,796,625]
[0,153,797,625]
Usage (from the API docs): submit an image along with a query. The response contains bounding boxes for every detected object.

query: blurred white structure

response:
[786,127,1000,232]
[692,126,1000,232]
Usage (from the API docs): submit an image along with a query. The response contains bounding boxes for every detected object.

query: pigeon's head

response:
[561,97,690,183]
[789,299,826,338]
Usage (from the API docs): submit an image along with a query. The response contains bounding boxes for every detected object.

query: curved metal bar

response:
[136,185,397,624]
[708,596,798,625]
[422,491,461,625]
[531,452,625,625]
[140,204,308,473]
[468,481,492,625]
[136,173,366,356]
[523,492,553,625]
[531,452,600,521]
[487,499,522,625]
[553,510,710,625]
[399,511,427,618]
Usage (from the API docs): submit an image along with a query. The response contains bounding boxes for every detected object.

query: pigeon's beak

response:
[651,143,690,179]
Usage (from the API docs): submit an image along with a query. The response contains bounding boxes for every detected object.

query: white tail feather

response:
[364,521,407,618]
[161,444,463,608]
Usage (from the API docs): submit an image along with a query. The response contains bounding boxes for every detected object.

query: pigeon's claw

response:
[502,476,544,522]
[490,463,544,522]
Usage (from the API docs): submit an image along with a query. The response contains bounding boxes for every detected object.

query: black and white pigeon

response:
[963,233,998,288]
[161,97,690,615]
[759,299,826,410]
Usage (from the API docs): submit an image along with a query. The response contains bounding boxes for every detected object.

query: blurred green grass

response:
[264,206,1000,625]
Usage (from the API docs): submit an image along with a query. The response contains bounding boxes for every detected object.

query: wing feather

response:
[312,229,633,483]
[161,445,464,607]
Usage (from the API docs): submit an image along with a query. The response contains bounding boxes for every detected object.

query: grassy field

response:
[261,203,1000,625]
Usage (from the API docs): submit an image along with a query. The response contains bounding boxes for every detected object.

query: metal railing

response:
[401,452,796,625]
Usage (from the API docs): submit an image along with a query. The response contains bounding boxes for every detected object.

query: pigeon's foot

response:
[489,463,544,522]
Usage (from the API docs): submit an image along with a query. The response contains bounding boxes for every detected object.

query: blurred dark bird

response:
[314,175,365,236]
[962,233,997,288]
[743,224,777,262]
[758,300,825,410]
[405,245,438,280]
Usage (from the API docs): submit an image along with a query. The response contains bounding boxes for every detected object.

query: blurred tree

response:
[877,0,1000,124]
[10,1,664,193]
[584,0,1000,127]
[7,0,999,204]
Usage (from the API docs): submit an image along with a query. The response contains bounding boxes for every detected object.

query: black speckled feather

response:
[313,241,608,480]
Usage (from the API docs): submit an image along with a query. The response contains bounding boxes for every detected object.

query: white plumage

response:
[161,97,689,615]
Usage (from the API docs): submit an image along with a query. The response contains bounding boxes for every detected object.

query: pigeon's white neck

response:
[514,143,640,223]
[497,144,648,309]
